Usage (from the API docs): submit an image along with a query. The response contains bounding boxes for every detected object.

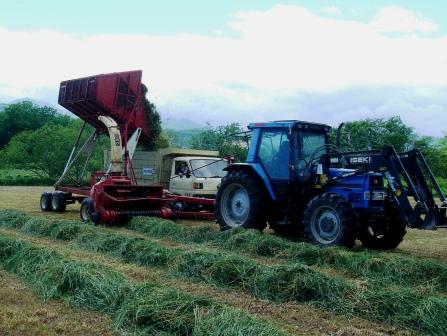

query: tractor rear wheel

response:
[51,192,67,212]
[40,192,52,212]
[215,170,267,231]
[359,201,407,250]
[303,193,358,248]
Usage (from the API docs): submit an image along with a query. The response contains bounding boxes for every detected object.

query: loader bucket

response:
[58,70,150,140]
[422,212,438,230]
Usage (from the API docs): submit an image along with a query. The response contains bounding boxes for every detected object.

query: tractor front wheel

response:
[303,193,358,248]
[215,170,266,231]
[359,201,407,250]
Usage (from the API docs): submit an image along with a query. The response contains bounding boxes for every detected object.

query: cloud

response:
[371,5,437,33]
[320,6,341,16]
[0,5,446,136]
[167,85,447,137]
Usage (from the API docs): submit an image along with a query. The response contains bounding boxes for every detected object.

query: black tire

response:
[359,200,407,250]
[269,222,303,238]
[303,193,358,248]
[40,192,53,212]
[51,192,67,212]
[80,198,96,223]
[215,170,267,231]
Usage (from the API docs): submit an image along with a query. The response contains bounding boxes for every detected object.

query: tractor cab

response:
[216,120,335,233]
[246,120,331,184]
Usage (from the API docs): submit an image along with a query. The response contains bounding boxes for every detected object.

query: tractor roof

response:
[248,120,331,132]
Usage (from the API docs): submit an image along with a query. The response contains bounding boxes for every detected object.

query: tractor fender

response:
[224,163,277,200]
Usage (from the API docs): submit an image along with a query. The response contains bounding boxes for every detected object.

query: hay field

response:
[0,186,446,335]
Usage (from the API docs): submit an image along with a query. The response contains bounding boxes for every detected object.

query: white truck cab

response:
[104,148,227,198]
[170,156,227,197]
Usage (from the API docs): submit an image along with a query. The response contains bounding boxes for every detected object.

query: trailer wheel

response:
[359,201,407,250]
[215,170,267,231]
[303,193,358,248]
[80,198,96,223]
[40,192,53,212]
[51,192,67,212]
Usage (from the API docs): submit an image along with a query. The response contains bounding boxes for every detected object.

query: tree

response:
[139,84,169,150]
[0,101,71,148]
[1,121,107,179]
[190,123,248,160]
[332,116,414,152]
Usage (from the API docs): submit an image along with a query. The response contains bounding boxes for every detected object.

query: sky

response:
[0,0,447,136]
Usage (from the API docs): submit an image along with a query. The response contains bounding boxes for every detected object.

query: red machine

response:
[39,70,214,223]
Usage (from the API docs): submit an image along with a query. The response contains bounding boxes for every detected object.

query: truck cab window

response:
[175,161,190,177]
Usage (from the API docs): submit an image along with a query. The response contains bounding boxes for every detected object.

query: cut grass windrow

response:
[128,217,447,291]
[0,209,446,335]
[0,231,287,336]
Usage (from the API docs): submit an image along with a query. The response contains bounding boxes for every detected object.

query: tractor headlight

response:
[372,191,385,200]
[364,191,385,201]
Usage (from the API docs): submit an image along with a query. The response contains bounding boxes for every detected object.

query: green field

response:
[0,169,54,186]
[0,186,446,335]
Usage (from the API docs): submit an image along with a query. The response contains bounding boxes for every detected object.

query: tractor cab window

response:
[258,130,290,180]
[295,132,327,176]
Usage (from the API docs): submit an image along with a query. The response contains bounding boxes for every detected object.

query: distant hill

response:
[163,128,202,148]
[9,97,63,111]
[161,118,205,148]
[0,97,75,117]
[162,118,204,131]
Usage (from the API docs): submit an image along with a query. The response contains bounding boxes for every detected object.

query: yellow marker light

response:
[320,174,328,185]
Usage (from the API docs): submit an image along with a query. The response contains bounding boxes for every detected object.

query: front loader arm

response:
[327,146,447,229]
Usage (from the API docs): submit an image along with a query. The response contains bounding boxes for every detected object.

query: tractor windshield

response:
[295,132,327,176]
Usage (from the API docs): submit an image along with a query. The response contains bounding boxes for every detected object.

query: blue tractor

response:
[215,120,447,249]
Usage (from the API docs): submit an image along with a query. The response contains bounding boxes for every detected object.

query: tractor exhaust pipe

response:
[336,123,344,149]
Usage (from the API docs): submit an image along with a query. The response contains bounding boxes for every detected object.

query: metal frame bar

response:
[54,130,98,187]
[78,132,99,183]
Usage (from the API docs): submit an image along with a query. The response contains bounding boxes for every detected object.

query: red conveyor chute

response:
[58,70,150,139]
